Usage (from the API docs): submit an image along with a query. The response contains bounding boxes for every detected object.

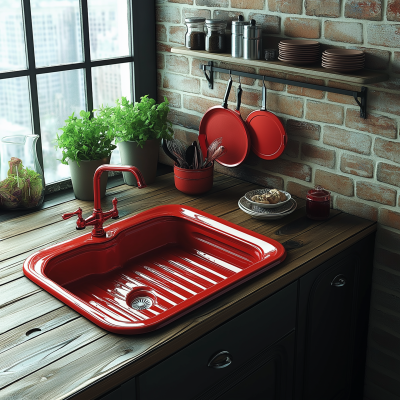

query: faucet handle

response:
[62,208,83,221]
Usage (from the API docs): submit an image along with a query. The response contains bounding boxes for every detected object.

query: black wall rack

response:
[201,61,367,119]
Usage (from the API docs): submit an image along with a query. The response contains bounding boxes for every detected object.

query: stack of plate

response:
[278,39,320,65]
[322,49,365,72]
[239,190,297,220]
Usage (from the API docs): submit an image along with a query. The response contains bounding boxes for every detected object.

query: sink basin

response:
[23,205,286,334]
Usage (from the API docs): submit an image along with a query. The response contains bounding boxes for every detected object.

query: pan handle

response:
[236,81,242,112]
[222,75,233,109]
[261,77,267,111]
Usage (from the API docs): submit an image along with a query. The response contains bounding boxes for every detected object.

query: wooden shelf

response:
[171,46,389,86]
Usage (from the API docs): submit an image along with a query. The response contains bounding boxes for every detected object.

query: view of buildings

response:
[0,0,131,184]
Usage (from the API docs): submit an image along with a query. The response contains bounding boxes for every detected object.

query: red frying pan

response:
[245,81,287,160]
[199,77,251,167]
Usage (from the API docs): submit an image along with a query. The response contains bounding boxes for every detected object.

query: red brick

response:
[301,143,336,168]
[340,154,374,178]
[249,13,280,34]
[283,139,300,158]
[157,72,162,88]
[157,89,181,108]
[232,0,265,9]
[183,94,219,114]
[315,169,354,196]
[182,8,211,20]
[325,21,363,44]
[157,53,165,70]
[191,58,212,78]
[323,125,372,155]
[373,77,400,92]
[377,162,400,187]
[336,197,378,221]
[380,209,400,230]
[268,0,302,14]
[169,26,186,45]
[156,24,167,42]
[169,109,202,131]
[394,52,400,74]
[259,158,312,181]
[215,164,284,189]
[345,109,397,139]
[305,0,341,17]
[196,0,227,5]
[374,138,400,164]
[201,80,236,103]
[387,0,400,21]
[171,127,198,146]
[258,69,286,91]
[286,181,313,199]
[369,91,400,116]
[156,6,181,24]
[287,75,325,99]
[306,101,344,124]
[165,55,189,74]
[351,47,390,70]
[213,10,242,23]
[345,0,382,20]
[157,42,172,52]
[284,17,321,39]
[367,24,400,48]
[357,182,396,206]
[268,93,304,118]
[219,62,256,86]
[168,0,193,3]
[326,81,362,105]
[286,119,321,140]
[238,105,257,121]
[241,88,262,107]
[163,72,200,93]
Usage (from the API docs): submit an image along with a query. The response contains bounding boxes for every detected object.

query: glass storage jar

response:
[205,19,227,53]
[185,17,205,50]
[0,134,45,210]
[306,185,330,220]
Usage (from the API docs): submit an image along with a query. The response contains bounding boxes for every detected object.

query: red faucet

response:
[62,165,146,237]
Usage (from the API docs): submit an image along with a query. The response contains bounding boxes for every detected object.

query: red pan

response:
[246,81,287,160]
[199,76,251,167]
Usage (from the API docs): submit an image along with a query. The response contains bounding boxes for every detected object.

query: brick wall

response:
[155,2,400,398]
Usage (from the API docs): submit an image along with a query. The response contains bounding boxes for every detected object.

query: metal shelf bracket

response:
[202,61,214,89]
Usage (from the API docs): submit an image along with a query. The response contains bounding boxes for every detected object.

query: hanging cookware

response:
[199,74,251,167]
[245,78,287,160]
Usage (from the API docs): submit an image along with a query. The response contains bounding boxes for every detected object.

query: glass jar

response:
[0,134,45,210]
[306,185,330,220]
[205,19,227,53]
[185,17,205,50]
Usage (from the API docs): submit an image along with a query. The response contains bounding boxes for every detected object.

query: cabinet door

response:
[296,235,374,400]
[96,377,136,399]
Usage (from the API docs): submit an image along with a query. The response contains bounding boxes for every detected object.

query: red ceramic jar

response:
[306,186,330,220]
[174,163,214,195]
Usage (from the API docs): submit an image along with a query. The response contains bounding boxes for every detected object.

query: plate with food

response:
[245,188,291,209]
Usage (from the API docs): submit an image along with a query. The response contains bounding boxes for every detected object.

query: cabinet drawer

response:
[138,282,297,400]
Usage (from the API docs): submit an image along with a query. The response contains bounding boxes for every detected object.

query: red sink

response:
[23,205,286,334]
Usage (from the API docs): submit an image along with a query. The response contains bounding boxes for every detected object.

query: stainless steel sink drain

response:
[131,296,153,310]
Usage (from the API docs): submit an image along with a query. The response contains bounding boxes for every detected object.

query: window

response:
[0,0,156,190]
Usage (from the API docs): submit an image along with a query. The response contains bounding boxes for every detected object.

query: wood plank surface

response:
[0,172,376,399]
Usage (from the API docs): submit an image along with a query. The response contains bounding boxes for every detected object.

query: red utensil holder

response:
[174,163,214,195]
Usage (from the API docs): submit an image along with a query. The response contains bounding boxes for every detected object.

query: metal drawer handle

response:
[331,274,346,287]
[208,351,232,369]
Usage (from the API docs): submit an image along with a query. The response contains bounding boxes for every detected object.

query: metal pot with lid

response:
[243,19,262,60]
[231,15,249,58]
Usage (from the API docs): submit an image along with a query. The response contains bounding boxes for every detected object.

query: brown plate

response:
[280,39,319,46]
[279,49,320,54]
[324,48,364,56]
[322,55,364,62]
[323,53,365,60]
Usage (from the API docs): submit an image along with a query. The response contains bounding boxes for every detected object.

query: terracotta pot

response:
[118,139,160,186]
[174,163,214,195]
[68,157,110,201]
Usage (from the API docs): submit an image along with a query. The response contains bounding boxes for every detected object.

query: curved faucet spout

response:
[93,164,146,210]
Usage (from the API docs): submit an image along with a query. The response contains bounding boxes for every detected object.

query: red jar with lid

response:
[306,186,330,220]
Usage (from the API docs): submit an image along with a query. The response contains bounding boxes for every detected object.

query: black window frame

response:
[0,0,156,193]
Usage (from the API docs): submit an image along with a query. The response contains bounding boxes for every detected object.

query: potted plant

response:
[56,110,116,201]
[99,95,173,185]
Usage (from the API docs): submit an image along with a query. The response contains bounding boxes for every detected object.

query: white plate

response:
[245,189,291,208]
[239,196,295,215]
[238,197,297,220]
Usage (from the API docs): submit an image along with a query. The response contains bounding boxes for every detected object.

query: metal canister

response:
[231,16,249,58]
[243,19,262,60]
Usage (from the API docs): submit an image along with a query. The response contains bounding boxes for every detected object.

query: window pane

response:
[31,0,83,68]
[0,1,27,72]
[92,62,132,164]
[37,69,85,184]
[88,0,130,61]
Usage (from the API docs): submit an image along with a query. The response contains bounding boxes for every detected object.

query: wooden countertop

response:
[0,172,376,399]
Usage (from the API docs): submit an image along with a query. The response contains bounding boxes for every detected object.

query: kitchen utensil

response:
[167,139,188,168]
[192,141,199,169]
[244,188,291,209]
[203,136,223,167]
[199,75,251,167]
[205,146,226,168]
[231,15,248,58]
[245,79,287,160]
[162,139,178,164]
[185,142,195,168]
[243,19,262,60]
